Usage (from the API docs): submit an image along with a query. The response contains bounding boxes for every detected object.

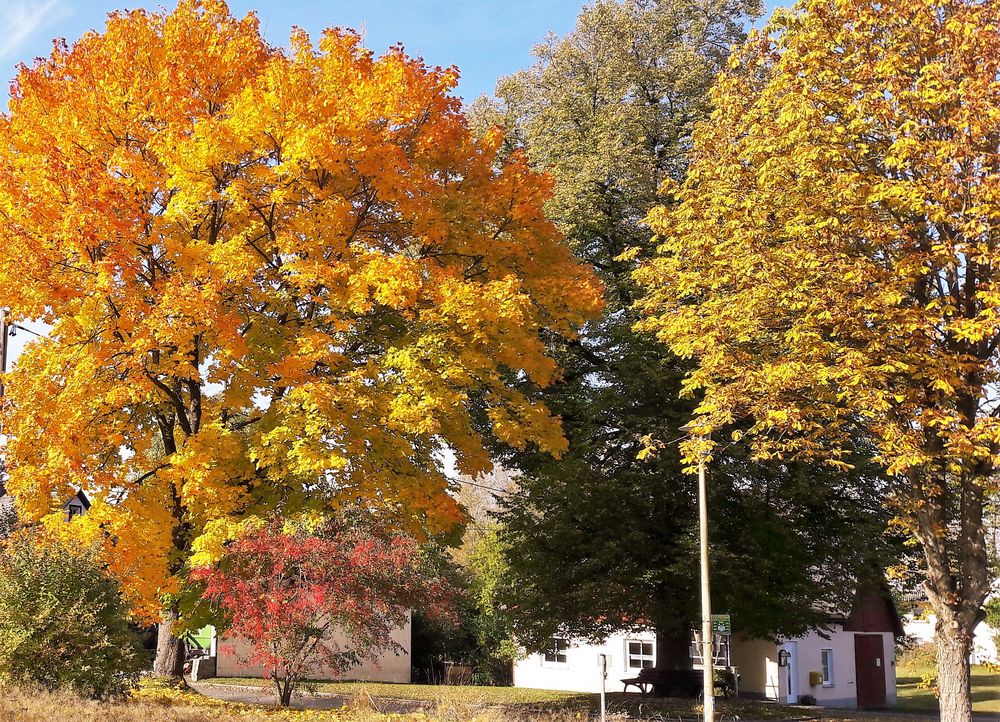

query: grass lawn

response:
[895,663,1000,714]
[1,678,386,721]
[8,677,983,722]
[3,678,584,721]
[202,678,812,719]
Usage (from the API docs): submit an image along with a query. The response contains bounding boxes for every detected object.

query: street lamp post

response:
[697,448,714,722]
[682,422,714,722]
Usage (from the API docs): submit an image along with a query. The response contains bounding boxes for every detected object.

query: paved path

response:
[190,682,431,713]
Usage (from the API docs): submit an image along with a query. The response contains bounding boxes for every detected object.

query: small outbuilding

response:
[732,586,903,708]
[62,490,91,520]
[513,584,903,709]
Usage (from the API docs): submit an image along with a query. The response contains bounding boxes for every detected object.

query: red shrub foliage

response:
[195,517,455,705]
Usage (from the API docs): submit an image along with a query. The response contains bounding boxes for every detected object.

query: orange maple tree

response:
[0,0,601,675]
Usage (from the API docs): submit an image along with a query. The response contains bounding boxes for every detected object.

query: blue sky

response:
[0,0,589,103]
[0,0,781,363]
[0,0,783,105]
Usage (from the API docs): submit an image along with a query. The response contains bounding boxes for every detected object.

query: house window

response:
[821,649,834,686]
[544,639,569,664]
[627,640,655,670]
[65,504,84,521]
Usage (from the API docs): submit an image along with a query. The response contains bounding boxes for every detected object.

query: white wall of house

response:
[905,614,998,665]
[796,628,895,708]
[215,613,412,683]
[733,628,896,709]
[513,630,658,694]
[516,627,896,709]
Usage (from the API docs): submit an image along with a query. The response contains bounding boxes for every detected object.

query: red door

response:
[854,635,887,709]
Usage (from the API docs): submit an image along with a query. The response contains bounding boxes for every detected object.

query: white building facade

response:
[513,629,658,694]
[731,626,897,709]
[513,626,896,709]
[904,612,998,665]
[514,589,902,709]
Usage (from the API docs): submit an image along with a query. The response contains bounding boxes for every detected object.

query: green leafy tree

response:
[412,473,519,685]
[463,522,519,684]
[0,531,143,698]
[472,0,893,674]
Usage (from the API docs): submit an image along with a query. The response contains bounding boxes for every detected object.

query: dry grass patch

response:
[0,679,586,722]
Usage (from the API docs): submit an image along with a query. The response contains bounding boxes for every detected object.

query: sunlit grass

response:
[895,663,1000,713]
[0,678,572,721]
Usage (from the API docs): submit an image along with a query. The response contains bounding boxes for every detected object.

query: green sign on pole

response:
[711,614,732,636]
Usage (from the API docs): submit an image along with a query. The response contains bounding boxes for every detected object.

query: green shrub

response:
[0,531,143,698]
[897,639,937,669]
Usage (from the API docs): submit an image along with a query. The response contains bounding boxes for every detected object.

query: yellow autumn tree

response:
[0,0,601,676]
[635,0,999,719]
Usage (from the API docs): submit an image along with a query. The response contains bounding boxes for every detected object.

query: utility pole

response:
[0,308,8,496]
[0,308,7,399]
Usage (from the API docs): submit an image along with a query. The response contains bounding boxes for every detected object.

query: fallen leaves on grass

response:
[0,678,585,722]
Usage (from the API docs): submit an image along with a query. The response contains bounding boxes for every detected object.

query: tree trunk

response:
[655,628,694,671]
[935,619,974,722]
[909,455,990,722]
[278,676,294,707]
[153,608,187,678]
[652,626,695,697]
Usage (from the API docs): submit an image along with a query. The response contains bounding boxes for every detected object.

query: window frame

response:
[820,648,834,687]
[542,638,569,665]
[625,639,656,670]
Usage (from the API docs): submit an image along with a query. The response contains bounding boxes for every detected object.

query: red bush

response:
[195,517,454,705]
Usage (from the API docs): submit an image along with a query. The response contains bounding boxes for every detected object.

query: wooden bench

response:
[621,668,703,697]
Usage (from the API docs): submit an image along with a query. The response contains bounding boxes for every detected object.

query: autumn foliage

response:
[196,516,451,706]
[0,0,601,630]
[634,0,1000,718]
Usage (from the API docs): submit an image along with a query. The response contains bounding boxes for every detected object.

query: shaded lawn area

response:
[201,678,813,719]
[895,664,1000,714]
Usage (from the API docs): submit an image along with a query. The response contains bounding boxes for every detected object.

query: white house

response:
[902,592,999,665]
[63,490,90,520]
[0,488,90,525]
[514,629,659,694]
[731,626,897,709]
[514,587,902,709]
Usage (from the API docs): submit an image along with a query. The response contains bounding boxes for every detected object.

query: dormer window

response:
[62,491,91,521]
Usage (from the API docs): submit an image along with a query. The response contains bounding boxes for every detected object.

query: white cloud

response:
[0,0,66,61]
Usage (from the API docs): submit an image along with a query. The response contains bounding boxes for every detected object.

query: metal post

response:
[698,455,715,722]
[599,653,607,722]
